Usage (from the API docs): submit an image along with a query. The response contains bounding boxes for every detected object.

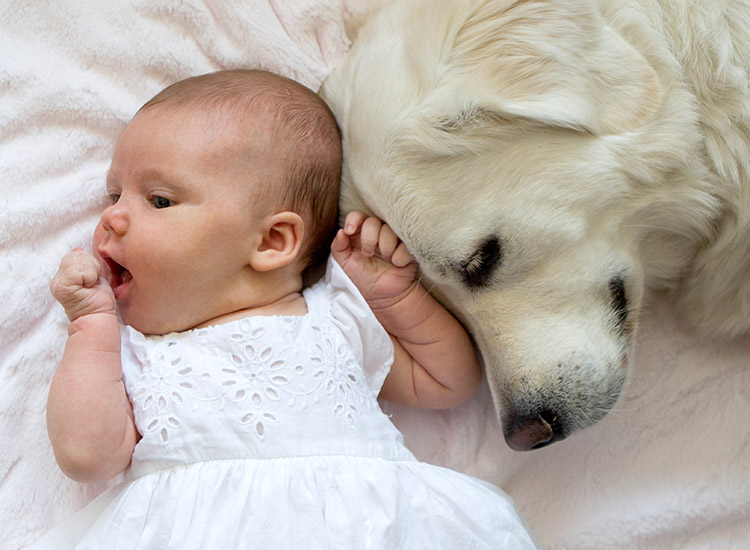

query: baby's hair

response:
[139,69,342,269]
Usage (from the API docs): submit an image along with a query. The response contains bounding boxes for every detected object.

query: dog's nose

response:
[504,412,556,451]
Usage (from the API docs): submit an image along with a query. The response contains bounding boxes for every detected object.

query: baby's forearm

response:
[372,282,482,407]
[47,313,138,482]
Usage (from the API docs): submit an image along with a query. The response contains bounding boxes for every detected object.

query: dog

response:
[320,0,750,450]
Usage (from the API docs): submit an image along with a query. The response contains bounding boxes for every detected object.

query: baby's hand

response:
[332,212,418,308]
[50,248,116,322]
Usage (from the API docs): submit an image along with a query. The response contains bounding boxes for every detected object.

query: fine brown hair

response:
[139,69,342,269]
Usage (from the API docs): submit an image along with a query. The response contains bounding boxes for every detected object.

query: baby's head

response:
[94,70,342,334]
[139,69,342,268]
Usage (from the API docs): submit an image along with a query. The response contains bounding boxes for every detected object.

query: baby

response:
[38,70,537,549]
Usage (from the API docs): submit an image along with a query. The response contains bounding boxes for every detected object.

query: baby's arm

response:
[47,249,138,482]
[332,213,482,409]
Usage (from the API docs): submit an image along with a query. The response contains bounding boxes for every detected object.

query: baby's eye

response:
[109,193,121,204]
[151,196,174,209]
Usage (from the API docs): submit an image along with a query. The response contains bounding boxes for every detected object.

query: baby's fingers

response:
[50,249,101,301]
[78,255,102,289]
[372,223,414,267]
[343,211,384,256]
[331,228,351,256]
[343,211,368,235]
[51,249,116,322]
[64,249,100,284]
[376,223,400,260]
[358,217,383,257]
[391,242,414,268]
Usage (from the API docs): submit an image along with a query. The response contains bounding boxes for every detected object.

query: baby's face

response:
[93,106,279,334]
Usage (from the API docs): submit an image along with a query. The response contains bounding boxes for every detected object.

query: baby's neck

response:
[193,292,308,329]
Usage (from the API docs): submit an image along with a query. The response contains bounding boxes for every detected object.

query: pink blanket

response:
[1,1,748,548]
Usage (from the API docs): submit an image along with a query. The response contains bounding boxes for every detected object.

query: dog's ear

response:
[432,0,663,135]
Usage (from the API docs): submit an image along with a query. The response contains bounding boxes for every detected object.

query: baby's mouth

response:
[102,255,132,299]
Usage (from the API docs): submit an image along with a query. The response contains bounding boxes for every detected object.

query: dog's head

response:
[322,0,716,449]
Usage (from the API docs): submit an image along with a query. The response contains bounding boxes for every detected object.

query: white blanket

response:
[1,1,748,549]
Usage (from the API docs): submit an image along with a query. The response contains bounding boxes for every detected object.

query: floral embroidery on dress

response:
[130,339,191,444]
[127,301,379,447]
[216,315,375,438]
[314,330,371,429]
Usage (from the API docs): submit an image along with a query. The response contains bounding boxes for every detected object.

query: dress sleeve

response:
[324,255,394,397]
[119,325,146,381]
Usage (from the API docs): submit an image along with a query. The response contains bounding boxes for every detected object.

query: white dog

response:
[321,0,750,450]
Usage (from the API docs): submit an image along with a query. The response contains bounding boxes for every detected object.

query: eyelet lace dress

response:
[33,257,537,549]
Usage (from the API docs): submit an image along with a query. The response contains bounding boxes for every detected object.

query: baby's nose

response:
[100,202,128,236]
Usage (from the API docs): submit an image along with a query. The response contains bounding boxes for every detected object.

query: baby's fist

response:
[331,212,418,307]
[50,249,116,322]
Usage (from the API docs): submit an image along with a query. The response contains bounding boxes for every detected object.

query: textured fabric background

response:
[1,1,748,548]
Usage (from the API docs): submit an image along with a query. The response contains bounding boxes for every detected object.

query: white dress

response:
[33,257,537,549]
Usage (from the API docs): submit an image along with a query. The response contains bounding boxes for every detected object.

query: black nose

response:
[503,410,561,451]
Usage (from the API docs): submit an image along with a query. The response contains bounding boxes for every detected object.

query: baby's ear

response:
[250,212,305,272]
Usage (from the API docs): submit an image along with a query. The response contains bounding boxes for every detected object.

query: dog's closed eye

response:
[459,236,503,288]
[608,276,629,330]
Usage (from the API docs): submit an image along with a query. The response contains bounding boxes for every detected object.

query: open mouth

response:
[100,253,132,299]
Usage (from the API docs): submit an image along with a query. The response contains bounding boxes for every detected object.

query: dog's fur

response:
[320,0,750,450]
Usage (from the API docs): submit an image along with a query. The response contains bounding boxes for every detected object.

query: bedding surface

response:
[1,1,748,549]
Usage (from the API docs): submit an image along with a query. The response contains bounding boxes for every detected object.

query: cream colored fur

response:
[321,0,750,448]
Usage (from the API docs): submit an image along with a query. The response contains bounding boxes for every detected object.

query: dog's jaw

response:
[426,274,634,452]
